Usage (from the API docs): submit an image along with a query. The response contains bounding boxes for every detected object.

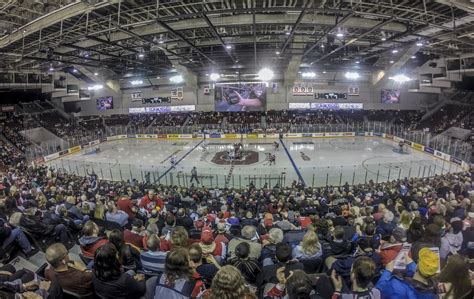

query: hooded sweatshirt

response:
[78,235,107,258]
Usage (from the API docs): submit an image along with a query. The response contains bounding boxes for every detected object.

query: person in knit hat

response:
[199,226,226,263]
[376,247,439,299]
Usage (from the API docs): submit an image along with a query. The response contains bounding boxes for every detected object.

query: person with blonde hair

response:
[204,265,255,299]
[398,210,412,231]
[292,231,322,260]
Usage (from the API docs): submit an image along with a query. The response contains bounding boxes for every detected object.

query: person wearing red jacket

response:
[139,190,163,213]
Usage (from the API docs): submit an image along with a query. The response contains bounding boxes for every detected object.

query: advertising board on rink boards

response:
[68,146,81,154]
[284,133,301,138]
[411,143,424,151]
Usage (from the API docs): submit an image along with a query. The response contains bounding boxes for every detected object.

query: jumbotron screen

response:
[381,89,401,104]
[214,83,266,112]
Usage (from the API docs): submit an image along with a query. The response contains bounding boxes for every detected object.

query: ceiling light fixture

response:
[258,67,274,81]
[209,73,220,81]
[285,31,291,35]
[93,72,98,76]
[226,45,232,49]
[130,80,143,85]
[411,56,416,59]
[87,84,103,91]
[169,75,184,83]
[49,67,54,71]
[392,49,398,53]
[276,51,280,55]
[345,71,360,80]
[138,53,144,58]
[381,37,386,41]
[336,32,344,38]
[389,74,411,83]
[72,69,78,73]
[302,72,316,78]
[322,70,327,74]
[355,61,360,64]
[156,76,161,79]
[390,60,395,64]
[416,42,423,46]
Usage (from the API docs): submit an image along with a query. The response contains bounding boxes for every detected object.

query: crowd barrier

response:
[38,131,470,172]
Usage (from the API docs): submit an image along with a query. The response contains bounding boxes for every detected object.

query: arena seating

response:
[0,111,473,299]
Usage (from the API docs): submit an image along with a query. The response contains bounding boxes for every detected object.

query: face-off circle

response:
[210,150,259,165]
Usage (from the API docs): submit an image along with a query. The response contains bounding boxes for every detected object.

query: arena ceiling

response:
[0,0,473,80]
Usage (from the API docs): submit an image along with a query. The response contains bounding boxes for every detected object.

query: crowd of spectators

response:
[188,112,223,125]
[227,112,263,124]
[105,115,131,127]
[419,105,472,134]
[0,148,473,298]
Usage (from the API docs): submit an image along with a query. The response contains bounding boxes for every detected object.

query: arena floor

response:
[47,137,462,188]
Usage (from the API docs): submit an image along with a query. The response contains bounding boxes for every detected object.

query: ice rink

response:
[48,137,462,188]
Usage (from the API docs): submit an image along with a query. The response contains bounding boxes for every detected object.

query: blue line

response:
[159,139,205,180]
[279,138,306,186]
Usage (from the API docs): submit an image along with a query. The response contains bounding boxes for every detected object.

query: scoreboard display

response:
[315,92,347,100]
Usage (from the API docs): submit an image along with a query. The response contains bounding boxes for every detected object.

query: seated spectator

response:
[435,254,471,298]
[440,217,463,259]
[204,265,256,299]
[78,220,107,259]
[380,227,406,266]
[199,226,226,262]
[376,247,439,298]
[189,243,219,287]
[292,231,323,260]
[20,206,69,245]
[124,219,145,249]
[176,208,194,230]
[411,224,442,263]
[331,256,381,298]
[106,201,128,227]
[140,234,166,273]
[276,211,297,231]
[228,225,262,259]
[140,190,163,213]
[264,268,333,298]
[145,247,205,298]
[227,242,261,285]
[376,210,396,239]
[117,194,137,220]
[328,226,353,260]
[93,243,146,299]
[331,238,382,288]
[260,228,284,266]
[108,229,142,270]
[257,242,304,288]
[214,222,230,245]
[44,243,93,295]
[240,211,258,227]
[407,216,425,243]
[0,215,32,257]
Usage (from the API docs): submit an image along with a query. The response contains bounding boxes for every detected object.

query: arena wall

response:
[69,81,439,116]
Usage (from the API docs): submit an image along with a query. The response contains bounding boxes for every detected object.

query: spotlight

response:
[94,72,98,76]
[130,80,143,85]
[276,51,280,55]
[411,56,416,59]
[72,69,78,73]
[320,44,325,48]
[416,42,423,46]
[390,60,394,64]
[381,37,386,41]
[257,68,274,81]
[158,39,164,44]
[392,49,398,53]
[156,76,161,79]
[345,72,359,79]
[302,72,316,78]
[209,73,220,81]
[322,70,327,74]
[355,61,360,64]
[285,31,291,35]
[389,74,411,83]
[138,53,144,58]
[225,45,232,49]
[87,84,103,90]
[169,75,184,83]
[49,67,54,71]
[336,32,344,37]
